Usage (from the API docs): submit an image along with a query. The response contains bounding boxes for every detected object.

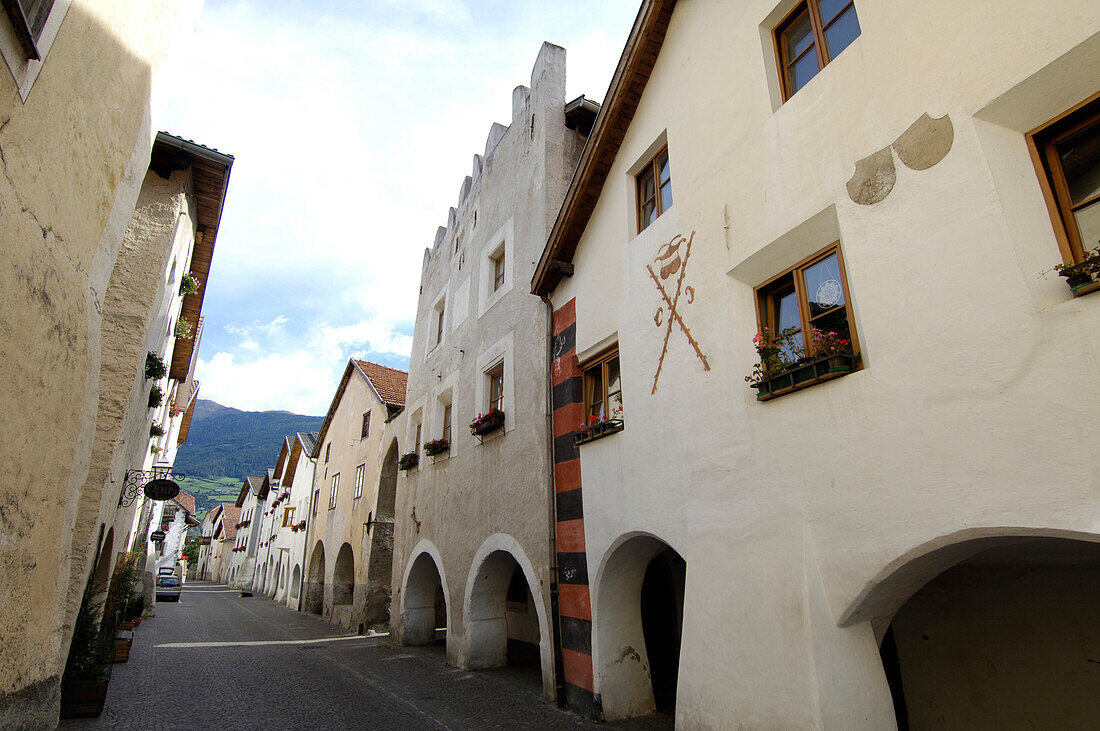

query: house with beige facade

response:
[208,503,240,585]
[304,359,406,632]
[532,0,1100,726]
[389,42,596,702]
[0,0,227,719]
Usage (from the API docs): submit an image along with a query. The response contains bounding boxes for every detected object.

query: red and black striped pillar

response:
[550,299,597,718]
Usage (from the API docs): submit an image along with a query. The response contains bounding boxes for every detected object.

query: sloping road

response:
[61,581,594,730]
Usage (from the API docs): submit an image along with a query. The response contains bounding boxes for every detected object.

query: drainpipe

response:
[540,292,567,707]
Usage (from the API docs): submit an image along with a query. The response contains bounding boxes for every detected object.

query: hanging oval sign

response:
[150,530,166,542]
[143,478,180,501]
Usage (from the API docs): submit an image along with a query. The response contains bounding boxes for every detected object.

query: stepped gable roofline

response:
[314,360,409,459]
[155,131,235,381]
[532,0,677,296]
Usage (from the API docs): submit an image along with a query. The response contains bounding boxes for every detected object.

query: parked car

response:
[155,574,182,602]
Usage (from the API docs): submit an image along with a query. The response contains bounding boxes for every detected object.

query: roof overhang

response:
[532,0,677,296]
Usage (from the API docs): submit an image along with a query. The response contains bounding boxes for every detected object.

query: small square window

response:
[354,464,364,500]
[636,147,672,232]
[313,490,320,517]
[329,473,339,509]
[776,0,861,100]
[1030,95,1100,268]
[361,411,370,439]
[583,348,623,422]
[492,250,506,292]
[487,362,504,412]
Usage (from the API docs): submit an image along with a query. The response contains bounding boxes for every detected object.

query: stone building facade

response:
[0,0,224,717]
[390,43,594,701]
[305,359,406,631]
[533,0,1100,726]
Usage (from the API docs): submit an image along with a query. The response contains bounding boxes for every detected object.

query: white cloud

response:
[197,351,337,415]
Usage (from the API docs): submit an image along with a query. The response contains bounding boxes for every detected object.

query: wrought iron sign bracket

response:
[118,466,185,508]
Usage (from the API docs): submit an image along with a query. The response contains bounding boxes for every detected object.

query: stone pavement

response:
[60,582,672,730]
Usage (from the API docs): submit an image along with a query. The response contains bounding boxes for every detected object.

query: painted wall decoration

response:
[847,113,954,205]
[647,230,710,394]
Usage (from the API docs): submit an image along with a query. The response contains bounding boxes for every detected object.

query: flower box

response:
[469,409,505,437]
[1058,254,1100,296]
[60,679,109,719]
[423,439,449,456]
[573,418,624,447]
[398,453,419,470]
[109,637,131,663]
[751,354,856,401]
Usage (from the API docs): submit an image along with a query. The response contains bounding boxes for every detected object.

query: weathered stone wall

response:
[0,2,201,724]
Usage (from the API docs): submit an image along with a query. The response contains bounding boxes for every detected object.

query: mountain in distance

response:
[173,399,324,482]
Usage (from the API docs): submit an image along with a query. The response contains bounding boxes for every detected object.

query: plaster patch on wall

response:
[847,114,954,205]
[846,147,896,206]
[893,113,954,171]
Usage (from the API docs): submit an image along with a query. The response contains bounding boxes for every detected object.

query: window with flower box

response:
[282,507,295,527]
[1029,94,1100,297]
[775,0,861,100]
[488,362,504,412]
[750,243,861,400]
[575,347,624,446]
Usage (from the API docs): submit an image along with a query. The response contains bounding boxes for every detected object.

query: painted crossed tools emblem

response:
[647,230,710,394]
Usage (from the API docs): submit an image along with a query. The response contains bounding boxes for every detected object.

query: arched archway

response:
[463,536,552,693]
[305,542,326,615]
[594,533,687,720]
[364,438,399,627]
[399,548,448,646]
[290,563,302,602]
[333,542,355,608]
[273,560,281,597]
[845,532,1100,728]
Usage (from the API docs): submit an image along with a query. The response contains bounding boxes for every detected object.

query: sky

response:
[160,0,640,416]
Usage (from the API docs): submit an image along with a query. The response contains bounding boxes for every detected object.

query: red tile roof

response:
[354,360,408,407]
[174,491,196,516]
[219,505,241,539]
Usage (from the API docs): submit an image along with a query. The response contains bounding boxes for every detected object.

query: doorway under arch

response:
[364,438,399,626]
[305,542,326,615]
[290,563,302,601]
[594,534,687,720]
[400,551,448,646]
[464,547,545,689]
[333,542,355,608]
[861,535,1100,728]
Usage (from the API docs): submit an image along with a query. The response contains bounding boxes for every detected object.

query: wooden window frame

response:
[492,250,506,292]
[487,362,504,412]
[775,0,859,101]
[329,473,339,510]
[582,346,623,422]
[414,422,422,453]
[1026,91,1100,267]
[361,411,371,439]
[441,403,452,444]
[635,146,672,233]
[753,242,862,362]
[282,506,295,527]
[1,0,53,59]
[353,464,364,500]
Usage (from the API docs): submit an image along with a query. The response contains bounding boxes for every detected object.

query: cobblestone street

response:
[60,582,668,730]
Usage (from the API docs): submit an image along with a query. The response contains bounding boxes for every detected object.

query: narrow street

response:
[60,582,608,730]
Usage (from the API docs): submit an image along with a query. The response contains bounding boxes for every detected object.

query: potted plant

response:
[148,384,164,409]
[60,582,112,718]
[745,327,800,397]
[174,317,194,340]
[808,328,854,373]
[469,408,505,436]
[423,438,449,456]
[149,423,165,438]
[399,452,419,470]
[179,272,201,296]
[168,399,182,418]
[145,351,167,380]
